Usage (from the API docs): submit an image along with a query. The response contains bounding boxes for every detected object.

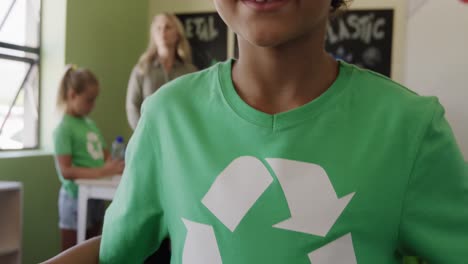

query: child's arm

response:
[103,149,111,161]
[56,155,124,180]
[42,236,100,264]
[99,103,167,263]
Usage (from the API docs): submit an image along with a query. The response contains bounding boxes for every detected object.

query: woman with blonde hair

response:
[126,13,197,130]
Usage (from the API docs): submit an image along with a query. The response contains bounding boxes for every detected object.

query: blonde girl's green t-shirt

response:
[53,115,106,198]
[100,60,468,263]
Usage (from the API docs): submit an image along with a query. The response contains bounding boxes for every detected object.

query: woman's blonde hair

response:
[57,65,99,108]
[137,13,192,74]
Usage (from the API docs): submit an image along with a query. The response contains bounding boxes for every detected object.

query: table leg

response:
[77,185,88,243]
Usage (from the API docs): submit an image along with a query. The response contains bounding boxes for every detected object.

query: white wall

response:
[405,1,468,159]
[40,0,66,152]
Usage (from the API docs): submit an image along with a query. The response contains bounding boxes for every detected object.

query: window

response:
[0,0,40,150]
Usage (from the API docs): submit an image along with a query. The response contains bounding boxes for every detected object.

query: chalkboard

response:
[326,9,394,77]
[177,13,228,70]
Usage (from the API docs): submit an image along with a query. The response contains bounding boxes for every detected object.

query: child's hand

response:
[102,159,125,177]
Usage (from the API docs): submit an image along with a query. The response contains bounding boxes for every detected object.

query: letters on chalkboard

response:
[326,9,394,77]
[177,13,228,70]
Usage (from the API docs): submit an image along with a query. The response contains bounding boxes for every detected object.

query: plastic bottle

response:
[111,136,126,160]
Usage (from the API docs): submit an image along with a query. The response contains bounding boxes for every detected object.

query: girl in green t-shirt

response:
[53,65,125,252]
[45,0,467,263]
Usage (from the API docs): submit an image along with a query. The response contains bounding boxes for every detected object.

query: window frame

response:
[0,0,42,151]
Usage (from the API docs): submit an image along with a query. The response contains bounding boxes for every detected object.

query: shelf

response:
[0,181,22,264]
[0,182,21,191]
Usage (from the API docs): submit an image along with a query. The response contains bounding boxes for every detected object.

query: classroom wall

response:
[150,0,216,15]
[405,0,468,159]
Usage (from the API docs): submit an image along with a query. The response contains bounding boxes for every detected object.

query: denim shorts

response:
[58,187,105,230]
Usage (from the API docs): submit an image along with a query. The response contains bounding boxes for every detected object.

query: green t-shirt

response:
[100,60,468,263]
[53,114,106,198]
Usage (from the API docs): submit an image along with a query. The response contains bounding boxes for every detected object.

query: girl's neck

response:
[232,26,338,115]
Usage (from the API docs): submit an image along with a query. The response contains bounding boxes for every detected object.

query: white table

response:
[76,176,121,243]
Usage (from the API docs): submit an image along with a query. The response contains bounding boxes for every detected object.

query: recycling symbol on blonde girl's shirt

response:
[182,157,357,264]
[86,132,104,160]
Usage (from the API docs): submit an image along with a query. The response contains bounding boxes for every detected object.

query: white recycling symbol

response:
[86,132,103,160]
[182,156,357,264]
